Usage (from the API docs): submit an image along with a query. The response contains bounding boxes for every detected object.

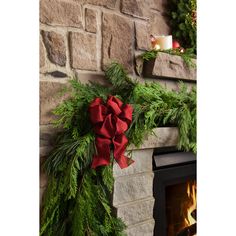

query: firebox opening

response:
[166,180,197,236]
[153,150,196,236]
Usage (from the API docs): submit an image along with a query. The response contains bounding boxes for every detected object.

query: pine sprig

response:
[105,62,137,101]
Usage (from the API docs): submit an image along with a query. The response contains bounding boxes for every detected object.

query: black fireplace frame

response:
[153,151,196,236]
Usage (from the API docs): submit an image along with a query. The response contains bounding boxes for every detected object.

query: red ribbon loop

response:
[89,95,134,169]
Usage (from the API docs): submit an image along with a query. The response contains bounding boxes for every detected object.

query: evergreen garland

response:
[40,63,196,236]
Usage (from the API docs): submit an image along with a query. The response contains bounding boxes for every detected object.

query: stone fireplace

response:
[111,127,196,236]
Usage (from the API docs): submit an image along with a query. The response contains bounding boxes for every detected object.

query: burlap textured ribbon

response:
[89,96,134,169]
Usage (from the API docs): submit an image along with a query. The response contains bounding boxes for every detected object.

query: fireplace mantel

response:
[128,127,179,150]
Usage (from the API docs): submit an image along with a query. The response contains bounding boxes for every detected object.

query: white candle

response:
[154,35,172,50]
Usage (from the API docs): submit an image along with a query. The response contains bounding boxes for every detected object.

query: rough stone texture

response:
[113,149,153,178]
[152,0,168,12]
[102,13,133,72]
[116,198,155,226]
[82,0,117,9]
[121,0,151,18]
[40,39,45,68]
[113,173,154,206]
[42,31,66,66]
[69,32,97,70]
[40,81,69,125]
[85,8,97,33]
[128,127,179,150]
[149,11,171,36]
[125,219,155,236]
[143,52,197,81]
[40,0,83,28]
[135,21,151,50]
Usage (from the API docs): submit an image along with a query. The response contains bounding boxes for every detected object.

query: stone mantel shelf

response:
[40,126,179,158]
[142,52,197,81]
[127,127,179,150]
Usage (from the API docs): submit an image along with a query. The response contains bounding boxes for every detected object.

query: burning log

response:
[176,223,196,236]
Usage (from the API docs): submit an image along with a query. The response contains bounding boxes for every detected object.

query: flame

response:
[184,181,197,227]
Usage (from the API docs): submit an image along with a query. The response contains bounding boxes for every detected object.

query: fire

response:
[184,181,197,228]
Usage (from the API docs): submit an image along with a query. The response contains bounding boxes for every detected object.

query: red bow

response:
[89,96,134,169]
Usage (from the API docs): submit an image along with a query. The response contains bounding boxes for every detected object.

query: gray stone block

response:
[113,149,153,178]
[116,197,155,226]
[125,219,155,236]
[113,172,154,206]
[128,127,179,150]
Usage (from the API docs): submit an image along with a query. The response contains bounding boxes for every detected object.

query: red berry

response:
[172,40,180,49]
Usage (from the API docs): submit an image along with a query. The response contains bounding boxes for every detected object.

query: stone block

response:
[116,197,155,226]
[40,81,69,125]
[125,219,155,236]
[69,32,97,70]
[82,0,117,9]
[85,8,97,33]
[113,149,153,177]
[113,172,154,206]
[128,127,179,150]
[143,52,197,81]
[135,21,151,50]
[150,11,170,36]
[121,0,150,19]
[40,39,45,68]
[102,13,133,72]
[152,0,168,12]
[42,31,66,66]
[40,0,83,28]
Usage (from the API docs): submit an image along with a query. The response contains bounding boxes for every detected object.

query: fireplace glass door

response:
[166,180,196,236]
[153,151,196,236]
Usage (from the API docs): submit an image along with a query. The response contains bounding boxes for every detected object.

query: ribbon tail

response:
[113,134,134,169]
[91,137,111,169]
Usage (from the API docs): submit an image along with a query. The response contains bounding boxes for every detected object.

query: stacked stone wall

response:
[40,0,170,79]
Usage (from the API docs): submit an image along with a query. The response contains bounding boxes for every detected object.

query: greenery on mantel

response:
[141,48,196,68]
[40,63,196,236]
